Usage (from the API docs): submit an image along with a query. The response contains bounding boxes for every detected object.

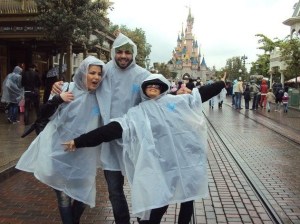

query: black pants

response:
[138,201,194,224]
[54,189,86,224]
[252,94,259,109]
[24,91,40,125]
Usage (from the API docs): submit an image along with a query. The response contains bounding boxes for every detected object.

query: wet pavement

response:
[0,97,300,223]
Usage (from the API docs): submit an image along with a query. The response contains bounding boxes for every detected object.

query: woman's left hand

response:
[221,72,227,83]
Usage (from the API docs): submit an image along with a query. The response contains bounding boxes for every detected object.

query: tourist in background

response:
[259,79,268,109]
[266,88,276,112]
[1,66,23,123]
[275,83,284,112]
[282,92,289,113]
[243,84,251,110]
[21,64,41,125]
[232,79,237,108]
[234,77,243,110]
[249,80,259,110]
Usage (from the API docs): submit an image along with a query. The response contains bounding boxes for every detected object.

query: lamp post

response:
[238,69,242,81]
[241,54,248,67]
[145,56,150,70]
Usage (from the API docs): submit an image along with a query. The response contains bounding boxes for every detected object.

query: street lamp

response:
[238,69,242,80]
[241,54,248,66]
[145,56,150,70]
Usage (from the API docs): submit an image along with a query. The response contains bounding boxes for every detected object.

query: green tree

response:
[249,53,270,78]
[255,34,282,53]
[224,57,244,81]
[248,34,283,82]
[154,63,172,79]
[35,0,110,80]
[279,36,300,87]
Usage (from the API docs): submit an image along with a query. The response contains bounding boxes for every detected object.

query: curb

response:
[0,165,19,183]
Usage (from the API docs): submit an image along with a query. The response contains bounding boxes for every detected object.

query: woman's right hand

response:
[60,92,74,103]
[51,81,64,95]
[62,140,76,152]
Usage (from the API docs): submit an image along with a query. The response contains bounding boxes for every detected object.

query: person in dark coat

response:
[42,66,58,104]
[21,64,41,124]
[275,83,284,111]
[243,84,251,110]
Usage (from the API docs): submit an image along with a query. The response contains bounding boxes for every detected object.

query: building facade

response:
[269,0,300,85]
[0,0,114,92]
[167,7,215,82]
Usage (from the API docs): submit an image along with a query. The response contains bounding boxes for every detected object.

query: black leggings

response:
[54,189,86,224]
[138,201,194,224]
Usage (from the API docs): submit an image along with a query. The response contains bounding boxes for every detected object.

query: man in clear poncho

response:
[16,56,105,224]
[1,66,23,123]
[63,73,226,223]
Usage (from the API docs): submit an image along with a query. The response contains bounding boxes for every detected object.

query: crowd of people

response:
[230,77,290,113]
[1,63,42,125]
[0,31,294,224]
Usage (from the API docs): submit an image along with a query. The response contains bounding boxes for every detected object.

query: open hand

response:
[176,87,192,95]
[221,72,227,83]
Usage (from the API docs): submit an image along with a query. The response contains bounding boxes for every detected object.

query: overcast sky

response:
[108,0,297,70]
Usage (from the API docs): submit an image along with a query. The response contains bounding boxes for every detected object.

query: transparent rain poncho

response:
[16,56,105,207]
[95,33,150,171]
[113,74,209,219]
[1,66,23,104]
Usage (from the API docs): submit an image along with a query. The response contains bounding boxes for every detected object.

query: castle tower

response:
[167,6,214,82]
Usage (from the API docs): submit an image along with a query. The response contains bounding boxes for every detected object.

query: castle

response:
[167,7,215,82]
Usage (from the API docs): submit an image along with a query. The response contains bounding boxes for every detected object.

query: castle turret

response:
[167,6,215,82]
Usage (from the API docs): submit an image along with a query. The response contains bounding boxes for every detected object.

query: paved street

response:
[0,97,300,223]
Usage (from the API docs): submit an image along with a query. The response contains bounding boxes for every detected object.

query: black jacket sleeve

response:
[74,121,123,148]
[38,94,64,119]
[198,81,225,103]
[21,94,64,138]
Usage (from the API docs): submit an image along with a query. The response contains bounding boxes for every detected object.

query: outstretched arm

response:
[199,72,226,103]
[21,92,74,138]
[63,121,123,151]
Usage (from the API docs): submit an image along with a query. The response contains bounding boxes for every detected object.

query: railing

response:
[0,0,37,14]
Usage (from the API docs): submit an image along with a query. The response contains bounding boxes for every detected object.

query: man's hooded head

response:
[111,33,137,69]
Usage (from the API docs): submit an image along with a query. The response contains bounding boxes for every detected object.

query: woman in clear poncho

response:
[1,66,23,123]
[16,56,105,224]
[63,73,226,223]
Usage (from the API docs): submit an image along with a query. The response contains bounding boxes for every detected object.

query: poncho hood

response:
[140,74,170,100]
[73,55,105,91]
[110,33,137,70]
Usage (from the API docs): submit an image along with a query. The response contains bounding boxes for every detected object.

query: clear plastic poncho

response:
[113,74,209,220]
[95,33,150,171]
[16,56,105,207]
[1,66,23,103]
